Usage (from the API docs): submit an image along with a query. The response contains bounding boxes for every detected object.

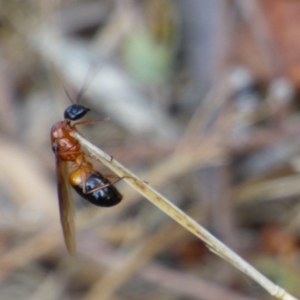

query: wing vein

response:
[56,158,76,255]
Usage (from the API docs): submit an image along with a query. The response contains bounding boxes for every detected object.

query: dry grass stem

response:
[72,131,298,300]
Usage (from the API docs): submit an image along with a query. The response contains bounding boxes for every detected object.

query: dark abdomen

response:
[72,172,123,207]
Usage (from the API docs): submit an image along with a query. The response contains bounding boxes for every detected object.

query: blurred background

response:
[0,0,300,299]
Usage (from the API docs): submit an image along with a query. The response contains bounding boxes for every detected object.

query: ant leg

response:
[82,152,113,164]
[85,177,125,194]
[56,149,82,156]
[105,174,139,182]
[84,153,95,159]
[74,117,110,126]
[80,171,88,193]
[105,174,121,180]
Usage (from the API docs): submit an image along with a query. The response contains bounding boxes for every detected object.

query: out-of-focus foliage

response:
[123,29,174,84]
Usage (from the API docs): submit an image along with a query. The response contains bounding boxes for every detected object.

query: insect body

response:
[51,104,122,255]
[68,154,122,207]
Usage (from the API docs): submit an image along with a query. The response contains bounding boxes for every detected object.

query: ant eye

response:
[64,105,90,120]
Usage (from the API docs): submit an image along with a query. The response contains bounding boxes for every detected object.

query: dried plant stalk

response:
[72,131,298,300]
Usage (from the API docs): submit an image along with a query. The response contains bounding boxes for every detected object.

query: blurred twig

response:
[72,131,298,300]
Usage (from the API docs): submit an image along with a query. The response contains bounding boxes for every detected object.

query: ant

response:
[50,85,122,255]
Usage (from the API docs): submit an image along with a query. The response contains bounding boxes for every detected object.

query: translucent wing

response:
[56,157,76,255]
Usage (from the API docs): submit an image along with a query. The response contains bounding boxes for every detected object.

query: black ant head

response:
[64,104,90,121]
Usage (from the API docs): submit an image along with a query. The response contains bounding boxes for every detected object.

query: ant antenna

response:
[64,87,75,105]
[61,67,99,106]
[75,67,99,105]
